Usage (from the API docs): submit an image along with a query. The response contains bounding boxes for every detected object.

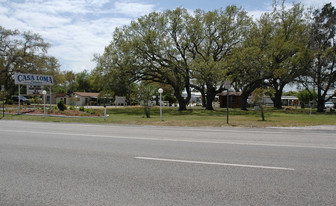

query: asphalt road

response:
[0,120,335,205]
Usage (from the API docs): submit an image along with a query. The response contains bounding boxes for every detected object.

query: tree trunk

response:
[240,84,258,110]
[201,90,206,108]
[143,101,150,118]
[272,82,286,109]
[205,87,216,110]
[273,90,283,109]
[144,106,150,118]
[240,80,264,110]
[259,103,265,121]
[191,84,206,107]
[317,88,324,112]
[174,89,189,111]
[176,96,187,110]
[240,92,249,111]
[316,60,324,112]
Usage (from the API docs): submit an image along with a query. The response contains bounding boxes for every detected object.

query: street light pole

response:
[227,89,229,124]
[42,90,46,117]
[158,88,163,121]
[1,85,4,118]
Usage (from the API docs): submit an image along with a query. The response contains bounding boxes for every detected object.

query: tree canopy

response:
[298,3,336,112]
[3,2,336,112]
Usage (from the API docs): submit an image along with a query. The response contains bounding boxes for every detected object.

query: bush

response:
[297,90,316,104]
[57,100,67,111]
[32,96,42,104]
[89,101,97,106]
[69,105,75,110]
[7,99,13,105]
[79,106,85,112]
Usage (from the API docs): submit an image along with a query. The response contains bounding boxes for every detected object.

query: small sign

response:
[27,85,44,95]
[224,80,231,89]
[309,101,314,107]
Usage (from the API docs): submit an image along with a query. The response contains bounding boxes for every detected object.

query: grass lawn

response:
[1,105,335,128]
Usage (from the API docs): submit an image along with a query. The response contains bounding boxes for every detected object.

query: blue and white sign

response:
[14,73,54,86]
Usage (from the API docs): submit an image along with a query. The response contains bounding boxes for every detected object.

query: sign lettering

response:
[14,73,54,86]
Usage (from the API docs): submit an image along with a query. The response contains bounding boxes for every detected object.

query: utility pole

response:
[224,80,231,124]
[1,85,4,118]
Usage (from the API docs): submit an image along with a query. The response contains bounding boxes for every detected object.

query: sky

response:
[1,0,335,73]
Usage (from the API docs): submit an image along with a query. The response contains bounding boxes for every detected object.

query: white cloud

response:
[11,0,89,15]
[114,1,155,17]
[13,11,70,29]
[0,0,156,73]
[0,3,8,13]
[87,0,110,7]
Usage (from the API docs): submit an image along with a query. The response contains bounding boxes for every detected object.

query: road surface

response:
[0,120,335,205]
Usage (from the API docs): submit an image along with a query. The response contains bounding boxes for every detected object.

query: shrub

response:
[79,106,85,112]
[69,105,74,110]
[89,101,97,106]
[57,100,67,111]
[7,99,13,105]
[33,96,42,104]
[297,90,316,104]
[85,108,100,116]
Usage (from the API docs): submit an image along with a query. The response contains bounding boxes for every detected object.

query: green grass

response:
[1,106,335,127]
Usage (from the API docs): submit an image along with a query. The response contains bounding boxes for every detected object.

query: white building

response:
[55,92,100,106]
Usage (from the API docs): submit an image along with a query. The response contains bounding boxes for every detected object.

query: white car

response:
[324,102,335,111]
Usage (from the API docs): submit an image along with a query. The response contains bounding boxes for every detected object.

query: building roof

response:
[73,92,100,98]
[281,96,298,100]
[217,91,242,96]
[54,93,67,97]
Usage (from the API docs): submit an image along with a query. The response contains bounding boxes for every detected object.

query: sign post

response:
[224,80,231,124]
[1,85,4,118]
[18,85,21,113]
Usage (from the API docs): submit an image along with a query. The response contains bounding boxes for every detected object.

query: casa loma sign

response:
[14,73,54,86]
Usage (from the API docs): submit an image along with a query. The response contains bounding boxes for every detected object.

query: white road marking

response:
[0,129,335,150]
[135,157,295,171]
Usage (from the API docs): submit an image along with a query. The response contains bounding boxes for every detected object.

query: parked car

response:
[324,102,335,111]
[12,96,31,105]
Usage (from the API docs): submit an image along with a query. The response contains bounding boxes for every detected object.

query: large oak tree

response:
[95,8,194,110]
[299,3,336,112]
[189,6,251,110]
[0,26,60,97]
